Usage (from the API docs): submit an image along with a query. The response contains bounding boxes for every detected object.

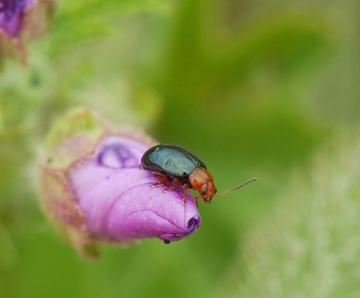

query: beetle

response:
[140,144,257,205]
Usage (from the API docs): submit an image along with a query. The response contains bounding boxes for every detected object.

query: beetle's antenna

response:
[214,178,258,197]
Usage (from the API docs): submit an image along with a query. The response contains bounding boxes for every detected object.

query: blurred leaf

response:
[153,0,335,97]
[219,129,360,297]
[49,0,172,57]
[142,0,336,171]
[0,57,58,136]
[0,224,17,270]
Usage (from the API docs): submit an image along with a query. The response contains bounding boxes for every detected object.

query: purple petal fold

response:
[69,136,201,244]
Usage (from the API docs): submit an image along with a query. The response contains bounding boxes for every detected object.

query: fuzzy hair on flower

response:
[39,108,201,258]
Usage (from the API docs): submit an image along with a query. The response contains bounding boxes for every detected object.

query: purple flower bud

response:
[0,0,56,63]
[0,0,32,37]
[69,137,201,244]
[39,108,201,258]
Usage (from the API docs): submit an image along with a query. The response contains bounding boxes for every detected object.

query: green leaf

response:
[49,0,172,57]
[220,130,360,297]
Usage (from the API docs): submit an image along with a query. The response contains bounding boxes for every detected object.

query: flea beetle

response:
[140,144,257,205]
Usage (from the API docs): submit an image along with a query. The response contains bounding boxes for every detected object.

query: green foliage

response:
[220,131,360,297]
[49,0,172,57]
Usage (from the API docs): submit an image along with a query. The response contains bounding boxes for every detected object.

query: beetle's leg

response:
[194,194,201,208]
[150,182,165,188]
[183,189,188,205]
[150,173,171,188]
[163,179,183,192]
[182,183,191,205]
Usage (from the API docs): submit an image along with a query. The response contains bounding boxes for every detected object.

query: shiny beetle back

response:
[141,144,207,182]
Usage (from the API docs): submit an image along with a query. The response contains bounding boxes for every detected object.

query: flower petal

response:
[0,0,57,63]
[106,184,201,243]
[69,136,201,244]
[0,0,31,37]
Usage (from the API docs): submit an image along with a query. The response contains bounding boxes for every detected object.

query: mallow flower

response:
[0,0,56,63]
[0,0,32,37]
[39,108,201,258]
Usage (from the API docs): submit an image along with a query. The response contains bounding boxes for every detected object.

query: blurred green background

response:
[1,0,360,297]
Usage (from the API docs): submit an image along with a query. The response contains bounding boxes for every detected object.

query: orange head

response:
[189,167,217,203]
[189,168,258,204]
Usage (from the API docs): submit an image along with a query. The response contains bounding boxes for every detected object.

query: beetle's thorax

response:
[189,167,216,203]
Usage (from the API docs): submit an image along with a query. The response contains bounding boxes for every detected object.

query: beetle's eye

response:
[201,188,207,195]
[214,188,217,194]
